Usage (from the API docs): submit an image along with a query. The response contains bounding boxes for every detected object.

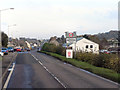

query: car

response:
[8,47,14,52]
[1,48,8,55]
[25,48,30,51]
[21,49,24,52]
[37,48,41,52]
[0,52,4,56]
[99,50,110,54]
[16,48,21,52]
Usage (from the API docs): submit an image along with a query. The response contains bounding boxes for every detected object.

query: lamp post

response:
[8,24,16,40]
[0,8,14,49]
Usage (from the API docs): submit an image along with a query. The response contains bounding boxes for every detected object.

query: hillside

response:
[95,30,118,40]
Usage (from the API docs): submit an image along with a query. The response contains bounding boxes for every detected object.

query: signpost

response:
[66,49,73,58]
[65,32,77,59]
[66,38,76,44]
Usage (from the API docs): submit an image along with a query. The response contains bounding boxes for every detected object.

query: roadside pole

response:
[74,39,77,59]
[65,32,77,59]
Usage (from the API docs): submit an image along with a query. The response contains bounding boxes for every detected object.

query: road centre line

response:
[31,52,120,87]
[30,53,66,88]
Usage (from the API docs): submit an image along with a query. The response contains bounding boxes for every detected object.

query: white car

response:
[0,52,4,56]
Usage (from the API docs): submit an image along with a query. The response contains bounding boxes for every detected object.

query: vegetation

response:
[41,43,66,56]
[2,32,8,47]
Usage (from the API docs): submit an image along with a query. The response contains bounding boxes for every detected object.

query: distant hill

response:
[95,30,118,40]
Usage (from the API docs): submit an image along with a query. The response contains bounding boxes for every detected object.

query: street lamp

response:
[8,24,16,42]
[0,8,14,49]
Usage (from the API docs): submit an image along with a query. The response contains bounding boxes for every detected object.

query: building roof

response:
[63,37,98,46]
[76,37,84,41]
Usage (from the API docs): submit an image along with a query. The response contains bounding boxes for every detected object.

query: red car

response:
[16,48,21,52]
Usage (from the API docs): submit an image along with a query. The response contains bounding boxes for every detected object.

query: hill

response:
[95,30,118,40]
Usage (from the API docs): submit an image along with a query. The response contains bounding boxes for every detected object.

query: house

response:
[49,36,59,46]
[64,37,99,54]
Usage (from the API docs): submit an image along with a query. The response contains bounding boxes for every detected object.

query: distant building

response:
[25,41,31,49]
[49,36,59,46]
[63,37,99,54]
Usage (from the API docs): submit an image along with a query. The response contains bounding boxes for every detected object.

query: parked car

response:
[25,48,30,51]
[21,49,24,52]
[0,52,4,56]
[16,48,21,52]
[8,47,14,52]
[99,50,110,54]
[37,47,41,52]
[1,48,8,55]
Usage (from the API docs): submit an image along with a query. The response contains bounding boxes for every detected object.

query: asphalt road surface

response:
[7,50,119,89]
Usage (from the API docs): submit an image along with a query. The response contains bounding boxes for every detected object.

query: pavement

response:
[0,52,17,89]
[5,50,120,89]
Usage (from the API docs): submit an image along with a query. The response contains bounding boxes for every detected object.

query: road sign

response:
[66,49,73,58]
[66,32,77,38]
[66,38,76,44]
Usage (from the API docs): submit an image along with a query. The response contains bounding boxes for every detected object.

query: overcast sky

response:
[0,0,119,39]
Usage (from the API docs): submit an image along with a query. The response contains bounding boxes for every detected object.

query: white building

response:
[69,37,99,54]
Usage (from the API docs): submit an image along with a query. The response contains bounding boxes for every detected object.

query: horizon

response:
[6,29,118,40]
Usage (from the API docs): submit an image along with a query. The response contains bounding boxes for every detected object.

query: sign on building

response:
[66,49,73,58]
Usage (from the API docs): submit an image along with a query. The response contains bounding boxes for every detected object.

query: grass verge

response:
[40,51,120,83]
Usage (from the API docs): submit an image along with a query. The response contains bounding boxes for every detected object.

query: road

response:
[6,50,119,89]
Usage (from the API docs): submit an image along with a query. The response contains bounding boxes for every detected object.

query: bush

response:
[41,43,57,53]
[76,52,119,73]
[42,43,65,56]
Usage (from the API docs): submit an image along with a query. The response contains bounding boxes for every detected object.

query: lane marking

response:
[3,63,15,88]
[79,68,120,86]
[30,53,66,88]
[0,53,18,89]
[63,61,120,86]
[31,52,119,87]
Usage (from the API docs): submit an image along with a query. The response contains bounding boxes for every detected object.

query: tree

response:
[83,34,90,40]
[2,32,8,47]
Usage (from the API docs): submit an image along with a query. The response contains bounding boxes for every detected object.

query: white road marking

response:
[30,53,66,88]
[64,62,119,86]
[3,63,15,88]
[30,52,119,87]
[79,68,120,86]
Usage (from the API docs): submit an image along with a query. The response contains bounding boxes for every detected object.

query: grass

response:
[40,51,120,83]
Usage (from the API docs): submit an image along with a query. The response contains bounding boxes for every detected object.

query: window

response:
[86,45,88,48]
[90,45,93,48]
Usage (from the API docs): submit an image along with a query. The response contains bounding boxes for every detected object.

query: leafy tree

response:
[2,32,8,47]
[83,34,90,40]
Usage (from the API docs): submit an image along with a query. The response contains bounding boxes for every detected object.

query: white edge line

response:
[3,63,15,88]
[65,62,120,86]
[30,53,66,88]
[79,68,120,86]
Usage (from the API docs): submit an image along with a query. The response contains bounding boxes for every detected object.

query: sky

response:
[0,0,119,39]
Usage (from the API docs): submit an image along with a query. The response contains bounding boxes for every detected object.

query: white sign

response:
[66,49,73,58]
[66,38,76,44]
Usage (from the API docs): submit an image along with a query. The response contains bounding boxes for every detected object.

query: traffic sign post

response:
[65,32,77,59]
[66,49,73,58]
[66,38,76,44]
[66,32,77,38]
